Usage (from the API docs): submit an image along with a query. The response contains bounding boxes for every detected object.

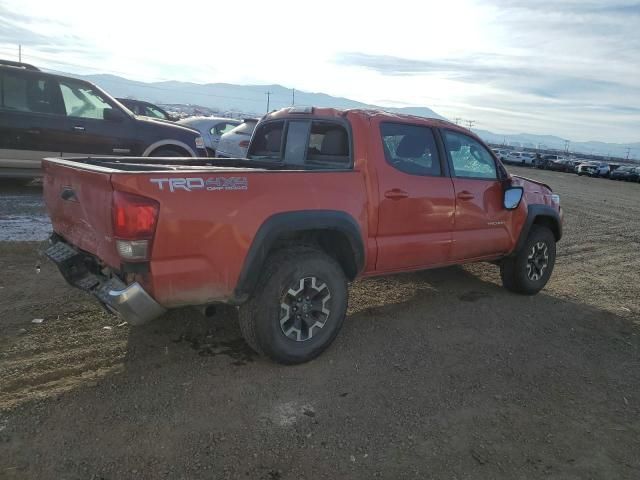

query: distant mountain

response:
[60,71,637,160]
[474,129,639,160]
[75,73,444,120]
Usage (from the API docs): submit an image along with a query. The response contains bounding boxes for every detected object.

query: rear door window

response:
[1,71,64,115]
[380,122,441,176]
[212,122,239,136]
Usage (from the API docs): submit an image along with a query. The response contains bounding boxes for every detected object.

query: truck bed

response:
[42,156,366,308]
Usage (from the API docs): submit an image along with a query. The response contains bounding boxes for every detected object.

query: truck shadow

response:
[4,263,639,479]
[122,265,638,372]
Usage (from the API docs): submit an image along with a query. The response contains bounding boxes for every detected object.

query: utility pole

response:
[626,147,631,160]
[291,88,295,106]
[18,44,21,62]
[466,119,475,130]
[564,140,570,154]
[454,117,462,125]
[265,91,271,113]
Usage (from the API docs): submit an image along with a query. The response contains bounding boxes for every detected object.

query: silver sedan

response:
[178,117,241,155]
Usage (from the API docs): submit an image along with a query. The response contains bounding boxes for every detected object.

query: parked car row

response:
[609,165,640,181]
[491,147,640,183]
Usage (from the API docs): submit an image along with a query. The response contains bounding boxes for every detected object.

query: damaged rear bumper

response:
[45,238,165,325]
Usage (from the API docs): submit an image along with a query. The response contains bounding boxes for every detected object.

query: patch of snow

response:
[0,215,51,241]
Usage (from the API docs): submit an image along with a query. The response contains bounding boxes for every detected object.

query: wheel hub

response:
[280,277,331,342]
[526,241,549,281]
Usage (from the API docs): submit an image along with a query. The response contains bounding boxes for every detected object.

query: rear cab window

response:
[247,118,351,169]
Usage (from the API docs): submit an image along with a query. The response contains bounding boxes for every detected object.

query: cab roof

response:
[263,107,476,136]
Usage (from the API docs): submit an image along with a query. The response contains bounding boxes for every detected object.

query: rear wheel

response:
[238,247,348,364]
[501,225,556,295]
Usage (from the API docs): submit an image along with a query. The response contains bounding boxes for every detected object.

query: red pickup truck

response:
[43,107,563,363]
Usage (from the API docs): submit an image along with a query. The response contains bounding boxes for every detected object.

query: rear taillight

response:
[239,140,250,148]
[112,191,159,260]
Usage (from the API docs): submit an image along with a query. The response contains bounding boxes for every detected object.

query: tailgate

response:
[43,160,120,268]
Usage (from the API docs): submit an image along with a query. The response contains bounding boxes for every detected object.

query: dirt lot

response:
[1,166,639,479]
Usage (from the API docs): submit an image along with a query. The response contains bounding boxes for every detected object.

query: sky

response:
[0,0,639,144]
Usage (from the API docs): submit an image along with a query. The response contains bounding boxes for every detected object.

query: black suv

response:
[0,60,207,178]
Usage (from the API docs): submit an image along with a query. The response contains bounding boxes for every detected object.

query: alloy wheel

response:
[280,276,331,342]
[526,241,549,281]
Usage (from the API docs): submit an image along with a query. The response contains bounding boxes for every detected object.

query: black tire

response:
[238,246,348,364]
[150,147,189,157]
[500,225,556,295]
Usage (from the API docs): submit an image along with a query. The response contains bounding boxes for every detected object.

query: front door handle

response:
[72,125,86,131]
[457,191,475,200]
[384,189,409,200]
[27,128,41,135]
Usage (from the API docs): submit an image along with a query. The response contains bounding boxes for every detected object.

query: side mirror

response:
[103,108,126,122]
[504,186,524,210]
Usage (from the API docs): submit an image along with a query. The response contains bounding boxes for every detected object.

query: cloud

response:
[335,52,638,99]
[0,18,53,47]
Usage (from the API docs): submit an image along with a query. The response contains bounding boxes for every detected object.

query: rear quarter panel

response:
[110,170,367,307]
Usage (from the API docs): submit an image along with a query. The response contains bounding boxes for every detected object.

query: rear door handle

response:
[457,191,475,200]
[27,128,41,135]
[72,125,86,131]
[384,189,409,200]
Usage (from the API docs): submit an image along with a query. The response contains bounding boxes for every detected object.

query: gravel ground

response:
[0,166,639,479]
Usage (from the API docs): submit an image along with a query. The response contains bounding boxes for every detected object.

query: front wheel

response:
[501,225,556,295]
[238,247,348,364]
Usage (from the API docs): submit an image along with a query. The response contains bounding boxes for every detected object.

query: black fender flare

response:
[233,210,365,302]
[513,204,563,255]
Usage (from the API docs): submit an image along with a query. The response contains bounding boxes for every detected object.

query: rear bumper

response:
[95,279,166,325]
[45,238,165,325]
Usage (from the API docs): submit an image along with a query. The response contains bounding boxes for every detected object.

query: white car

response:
[506,151,536,165]
[491,148,510,161]
[215,119,259,158]
[178,117,241,155]
[576,162,610,177]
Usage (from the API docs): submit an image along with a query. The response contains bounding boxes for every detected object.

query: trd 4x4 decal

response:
[149,177,248,192]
